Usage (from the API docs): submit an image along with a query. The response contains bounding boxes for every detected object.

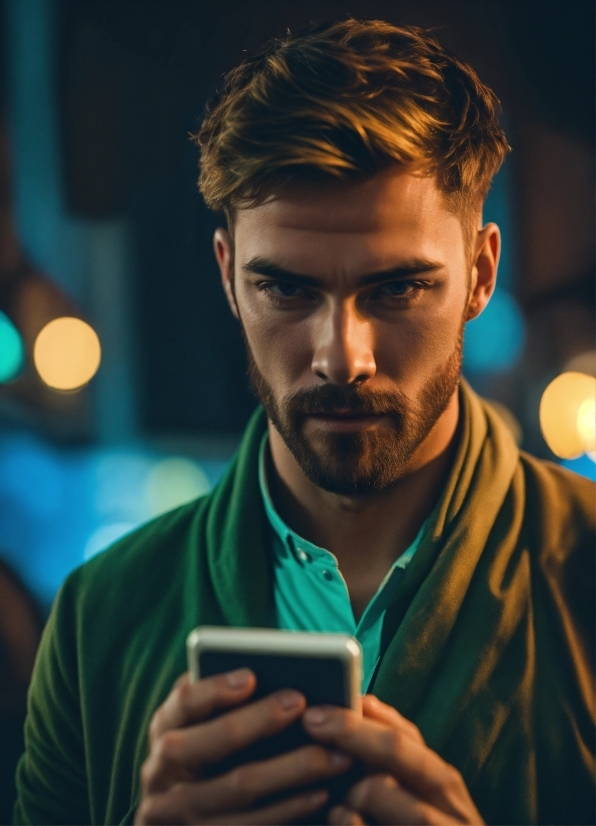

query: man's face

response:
[218,167,487,496]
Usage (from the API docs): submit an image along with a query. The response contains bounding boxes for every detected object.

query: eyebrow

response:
[242,256,443,288]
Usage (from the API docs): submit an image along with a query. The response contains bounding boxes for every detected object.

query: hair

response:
[195,19,510,238]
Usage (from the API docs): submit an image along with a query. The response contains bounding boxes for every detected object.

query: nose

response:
[311,299,376,386]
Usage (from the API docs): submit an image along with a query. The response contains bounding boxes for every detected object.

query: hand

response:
[303,694,484,825]
[135,669,353,825]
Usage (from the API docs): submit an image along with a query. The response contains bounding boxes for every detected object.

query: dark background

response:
[0,2,593,819]
[55,0,595,437]
[0,0,593,588]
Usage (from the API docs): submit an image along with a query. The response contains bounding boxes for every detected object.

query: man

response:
[14,20,594,826]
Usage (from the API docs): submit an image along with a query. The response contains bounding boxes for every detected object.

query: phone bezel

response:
[186,626,362,709]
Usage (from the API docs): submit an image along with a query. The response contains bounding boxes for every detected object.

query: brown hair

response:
[195,19,510,226]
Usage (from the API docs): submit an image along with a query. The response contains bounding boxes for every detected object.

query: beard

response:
[244,325,464,497]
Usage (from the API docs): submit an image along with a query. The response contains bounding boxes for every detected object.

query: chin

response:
[290,430,414,496]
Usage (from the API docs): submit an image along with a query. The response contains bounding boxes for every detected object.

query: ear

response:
[465,222,500,321]
[213,227,239,320]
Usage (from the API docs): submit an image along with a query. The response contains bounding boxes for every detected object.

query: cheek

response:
[375,292,466,381]
[237,292,313,389]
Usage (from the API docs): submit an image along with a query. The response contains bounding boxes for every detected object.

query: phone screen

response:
[197,648,363,811]
[199,649,348,705]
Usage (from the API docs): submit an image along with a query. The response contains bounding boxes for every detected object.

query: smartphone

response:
[186,626,364,812]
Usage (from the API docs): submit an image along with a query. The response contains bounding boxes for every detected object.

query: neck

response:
[267,389,461,618]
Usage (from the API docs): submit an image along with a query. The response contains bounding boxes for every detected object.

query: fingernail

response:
[226,668,252,689]
[330,751,352,768]
[276,689,304,710]
[304,706,330,725]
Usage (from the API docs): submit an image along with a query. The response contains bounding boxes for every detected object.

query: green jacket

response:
[14,384,595,825]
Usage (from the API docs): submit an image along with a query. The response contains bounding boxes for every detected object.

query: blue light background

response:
[0,431,230,610]
[562,454,596,483]
[0,310,25,381]
[463,157,526,376]
[0,2,592,612]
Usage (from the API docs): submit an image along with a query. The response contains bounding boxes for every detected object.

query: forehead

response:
[233,167,466,274]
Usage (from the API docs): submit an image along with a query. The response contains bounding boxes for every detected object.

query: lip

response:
[307,413,386,432]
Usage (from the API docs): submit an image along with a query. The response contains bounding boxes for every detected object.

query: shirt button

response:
[298,550,310,562]
[322,569,333,581]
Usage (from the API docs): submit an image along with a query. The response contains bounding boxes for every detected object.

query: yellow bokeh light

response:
[539,371,596,459]
[577,398,596,452]
[33,317,101,390]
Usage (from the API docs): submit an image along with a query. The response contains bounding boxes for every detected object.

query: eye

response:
[376,281,416,297]
[267,282,304,297]
[257,281,313,303]
[367,280,428,306]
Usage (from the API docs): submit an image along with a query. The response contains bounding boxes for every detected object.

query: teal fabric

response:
[259,432,426,691]
[13,383,596,825]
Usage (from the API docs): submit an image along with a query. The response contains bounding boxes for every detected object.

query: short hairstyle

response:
[195,19,510,225]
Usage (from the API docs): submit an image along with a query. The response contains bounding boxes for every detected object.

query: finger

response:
[150,670,257,742]
[137,786,329,825]
[143,689,306,791]
[328,804,366,825]
[362,695,425,745]
[212,789,329,825]
[169,745,352,815]
[303,707,477,820]
[346,773,460,825]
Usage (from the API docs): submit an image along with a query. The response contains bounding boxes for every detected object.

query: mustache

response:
[284,384,409,417]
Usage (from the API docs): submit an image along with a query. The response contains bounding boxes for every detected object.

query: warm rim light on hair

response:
[195,19,510,225]
[33,317,101,391]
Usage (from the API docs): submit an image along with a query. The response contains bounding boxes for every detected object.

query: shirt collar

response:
[259,432,333,564]
[259,431,428,569]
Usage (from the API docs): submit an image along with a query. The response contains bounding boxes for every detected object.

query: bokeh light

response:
[463,288,525,373]
[93,453,154,524]
[0,429,228,606]
[145,457,211,518]
[0,310,25,382]
[564,350,596,377]
[576,398,596,453]
[84,522,137,561]
[539,371,596,458]
[33,316,101,390]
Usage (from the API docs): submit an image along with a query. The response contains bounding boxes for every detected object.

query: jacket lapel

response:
[371,384,521,753]
[204,406,272,628]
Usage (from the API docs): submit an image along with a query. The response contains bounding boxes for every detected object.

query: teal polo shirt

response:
[259,433,427,692]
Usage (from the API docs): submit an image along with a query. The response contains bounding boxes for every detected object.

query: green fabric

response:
[13,382,595,825]
[259,431,426,691]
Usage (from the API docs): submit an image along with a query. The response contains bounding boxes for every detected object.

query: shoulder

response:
[14,499,215,826]
[77,495,210,586]
[62,493,213,628]
[518,451,595,546]
[518,453,594,643]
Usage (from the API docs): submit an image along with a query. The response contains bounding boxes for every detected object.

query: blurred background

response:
[0,0,594,817]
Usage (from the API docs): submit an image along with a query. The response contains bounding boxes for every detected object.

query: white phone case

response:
[186,626,362,708]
